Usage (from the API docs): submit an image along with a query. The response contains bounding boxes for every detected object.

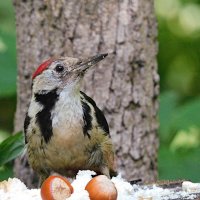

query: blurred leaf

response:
[156,0,200,182]
[166,55,197,95]
[170,126,200,151]
[172,97,200,130]
[0,163,13,181]
[155,0,181,20]
[0,31,16,97]
[0,1,16,33]
[159,91,179,143]
[159,146,200,182]
[0,130,10,143]
[0,1,16,97]
[0,132,25,166]
[178,4,200,36]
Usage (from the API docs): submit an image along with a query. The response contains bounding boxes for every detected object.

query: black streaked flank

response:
[35,89,59,143]
[80,91,96,107]
[24,114,31,144]
[80,91,109,135]
[81,100,92,138]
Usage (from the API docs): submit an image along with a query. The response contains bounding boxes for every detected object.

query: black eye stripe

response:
[55,64,64,73]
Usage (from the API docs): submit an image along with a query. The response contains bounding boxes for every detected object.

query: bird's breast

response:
[51,96,84,136]
[37,98,89,171]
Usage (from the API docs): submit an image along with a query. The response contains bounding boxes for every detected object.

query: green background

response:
[1,0,200,182]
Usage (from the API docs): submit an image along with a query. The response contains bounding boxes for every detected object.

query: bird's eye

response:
[55,64,64,73]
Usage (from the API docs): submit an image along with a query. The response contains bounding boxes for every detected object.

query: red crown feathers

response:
[32,59,54,80]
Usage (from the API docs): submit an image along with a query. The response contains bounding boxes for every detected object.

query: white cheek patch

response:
[28,99,43,118]
[33,71,61,92]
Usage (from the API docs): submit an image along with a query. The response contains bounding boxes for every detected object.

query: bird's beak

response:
[73,53,108,74]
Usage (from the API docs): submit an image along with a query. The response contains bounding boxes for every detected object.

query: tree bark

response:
[13,0,159,188]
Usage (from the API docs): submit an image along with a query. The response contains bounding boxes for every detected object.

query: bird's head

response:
[32,53,108,94]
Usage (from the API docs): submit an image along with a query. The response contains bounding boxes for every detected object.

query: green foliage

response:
[160,92,200,145]
[0,31,16,97]
[159,146,200,182]
[0,129,10,143]
[173,97,200,130]
[156,0,200,181]
[170,127,200,151]
[159,91,179,144]
[0,0,18,181]
[0,132,25,166]
[0,163,13,181]
[155,0,200,96]
[0,0,16,97]
[159,92,200,180]
[0,0,16,33]
[0,132,24,181]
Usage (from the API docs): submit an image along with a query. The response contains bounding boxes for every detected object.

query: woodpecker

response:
[24,53,116,184]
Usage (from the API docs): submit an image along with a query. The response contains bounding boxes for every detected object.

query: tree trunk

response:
[13,0,159,188]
